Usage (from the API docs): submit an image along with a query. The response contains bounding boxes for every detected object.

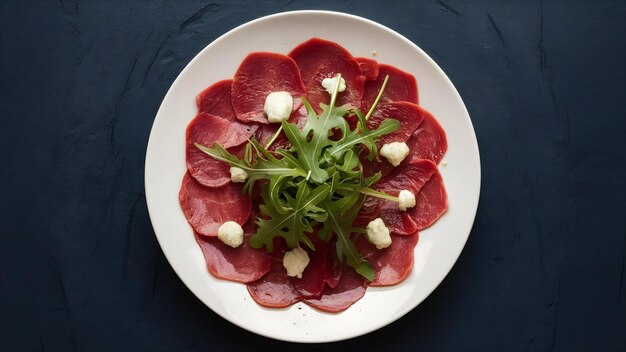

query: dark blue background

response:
[2,1,625,350]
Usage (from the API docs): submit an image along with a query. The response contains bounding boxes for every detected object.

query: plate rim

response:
[145,9,481,343]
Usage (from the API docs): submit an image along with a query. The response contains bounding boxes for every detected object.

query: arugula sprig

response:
[250,182,331,251]
[281,79,350,184]
[196,74,399,280]
[327,110,399,162]
[195,139,306,195]
[318,172,381,281]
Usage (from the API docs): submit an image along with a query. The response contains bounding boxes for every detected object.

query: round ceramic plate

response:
[145,10,480,343]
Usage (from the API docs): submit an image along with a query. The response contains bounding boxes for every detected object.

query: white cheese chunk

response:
[264,91,293,123]
[398,189,416,211]
[229,167,248,183]
[380,142,410,167]
[321,75,346,95]
[217,221,244,248]
[282,247,310,279]
[366,218,392,249]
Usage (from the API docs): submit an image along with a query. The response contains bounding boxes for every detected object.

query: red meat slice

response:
[410,170,448,230]
[366,107,447,178]
[186,148,231,188]
[405,109,448,165]
[255,123,279,149]
[368,101,425,146]
[303,267,367,313]
[193,223,273,283]
[253,106,307,152]
[355,57,379,81]
[356,232,419,286]
[354,195,382,229]
[362,64,418,112]
[231,52,306,124]
[355,159,438,235]
[247,261,300,308]
[289,38,365,113]
[255,124,291,152]
[186,112,257,187]
[289,233,328,299]
[360,153,394,179]
[196,79,237,121]
[179,172,251,236]
[348,101,426,179]
[377,203,418,236]
[376,159,438,235]
[325,240,343,289]
[376,159,438,195]
[187,112,256,150]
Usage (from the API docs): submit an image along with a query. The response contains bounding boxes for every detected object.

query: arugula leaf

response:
[267,174,292,214]
[335,149,361,183]
[327,110,400,161]
[249,182,331,251]
[320,193,375,281]
[281,77,352,184]
[282,106,345,183]
[195,140,306,194]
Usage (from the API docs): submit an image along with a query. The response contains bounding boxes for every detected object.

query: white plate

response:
[145,10,480,343]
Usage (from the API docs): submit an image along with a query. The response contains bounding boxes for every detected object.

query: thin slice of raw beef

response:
[179,172,251,237]
[186,147,231,188]
[355,57,379,81]
[376,159,438,195]
[353,196,382,229]
[303,267,367,313]
[324,238,343,289]
[349,101,427,178]
[367,106,447,178]
[288,233,329,299]
[289,38,365,113]
[247,261,300,308]
[355,159,438,235]
[231,52,306,124]
[253,106,308,152]
[196,79,237,121]
[377,202,419,236]
[186,112,257,187]
[410,170,448,230]
[362,64,418,112]
[405,109,448,165]
[376,159,438,235]
[193,221,273,283]
[254,123,291,152]
[368,101,425,146]
[356,232,419,286]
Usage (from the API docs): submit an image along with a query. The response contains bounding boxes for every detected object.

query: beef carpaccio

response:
[179,38,448,313]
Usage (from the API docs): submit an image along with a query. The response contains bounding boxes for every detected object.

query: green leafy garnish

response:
[281,92,350,183]
[319,170,383,281]
[195,139,306,195]
[327,110,399,161]
[250,182,331,251]
[196,74,399,280]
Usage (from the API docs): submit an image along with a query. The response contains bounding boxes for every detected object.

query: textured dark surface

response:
[1,0,625,350]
